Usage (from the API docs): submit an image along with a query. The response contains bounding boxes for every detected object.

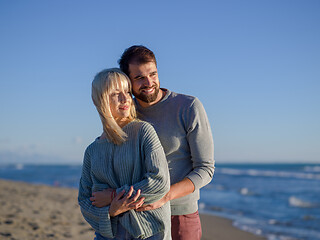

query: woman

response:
[78,68,171,240]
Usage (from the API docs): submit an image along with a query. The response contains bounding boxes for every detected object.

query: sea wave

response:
[288,196,319,208]
[0,163,24,170]
[219,168,320,180]
[304,166,320,173]
[233,218,264,237]
[15,163,24,170]
[239,187,256,196]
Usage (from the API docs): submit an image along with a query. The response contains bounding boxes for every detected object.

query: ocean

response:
[0,163,319,240]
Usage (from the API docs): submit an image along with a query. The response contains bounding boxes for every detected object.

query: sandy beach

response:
[0,179,265,240]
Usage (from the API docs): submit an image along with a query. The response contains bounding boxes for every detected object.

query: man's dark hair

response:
[118,45,157,77]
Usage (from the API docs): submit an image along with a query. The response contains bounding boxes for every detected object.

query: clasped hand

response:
[90,186,145,217]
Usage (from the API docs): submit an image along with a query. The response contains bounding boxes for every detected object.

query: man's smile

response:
[140,85,157,94]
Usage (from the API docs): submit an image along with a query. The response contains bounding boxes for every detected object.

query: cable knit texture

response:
[78,121,171,239]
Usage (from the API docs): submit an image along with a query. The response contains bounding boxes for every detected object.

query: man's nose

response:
[143,76,153,87]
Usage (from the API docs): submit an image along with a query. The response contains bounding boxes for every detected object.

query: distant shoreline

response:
[1,162,319,165]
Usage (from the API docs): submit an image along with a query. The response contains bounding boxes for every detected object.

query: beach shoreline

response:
[0,179,265,240]
[200,213,266,240]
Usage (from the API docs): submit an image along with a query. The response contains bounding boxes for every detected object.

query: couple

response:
[78,46,215,240]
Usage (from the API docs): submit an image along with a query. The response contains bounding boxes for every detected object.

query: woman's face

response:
[109,86,132,125]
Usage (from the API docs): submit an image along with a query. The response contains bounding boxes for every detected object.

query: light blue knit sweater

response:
[78,121,171,239]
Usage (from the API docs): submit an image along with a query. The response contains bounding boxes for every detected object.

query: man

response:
[118,45,215,240]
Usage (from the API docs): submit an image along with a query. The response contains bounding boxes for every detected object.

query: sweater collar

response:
[134,88,171,111]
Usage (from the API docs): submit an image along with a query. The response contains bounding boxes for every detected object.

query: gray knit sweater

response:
[78,121,171,239]
[135,89,215,215]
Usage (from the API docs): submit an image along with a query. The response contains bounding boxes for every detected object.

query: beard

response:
[134,85,160,103]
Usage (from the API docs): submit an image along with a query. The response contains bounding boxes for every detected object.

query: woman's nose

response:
[119,92,127,103]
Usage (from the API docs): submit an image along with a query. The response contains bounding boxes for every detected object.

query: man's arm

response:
[137,178,194,211]
[91,176,193,210]
[185,97,215,190]
[166,178,195,201]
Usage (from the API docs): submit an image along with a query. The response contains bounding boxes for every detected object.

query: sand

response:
[0,179,265,240]
[200,214,266,240]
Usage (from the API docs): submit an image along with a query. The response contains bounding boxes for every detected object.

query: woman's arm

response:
[116,123,170,204]
[78,147,116,238]
[78,146,144,237]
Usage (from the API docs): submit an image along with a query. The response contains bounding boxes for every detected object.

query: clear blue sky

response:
[0,0,319,164]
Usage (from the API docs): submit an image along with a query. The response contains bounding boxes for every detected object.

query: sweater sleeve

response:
[185,98,215,190]
[78,147,117,238]
[116,123,170,204]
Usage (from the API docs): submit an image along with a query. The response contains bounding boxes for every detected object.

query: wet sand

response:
[200,213,266,240]
[0,179,265,240]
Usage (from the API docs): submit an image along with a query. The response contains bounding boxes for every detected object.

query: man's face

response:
[128,62,160,105]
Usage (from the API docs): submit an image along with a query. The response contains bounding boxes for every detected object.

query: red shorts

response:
[171,211,202,240]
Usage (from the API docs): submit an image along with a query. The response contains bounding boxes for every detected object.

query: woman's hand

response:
[109,186,145,217]
[91,188,113,208]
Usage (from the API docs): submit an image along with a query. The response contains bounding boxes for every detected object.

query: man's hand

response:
[136,193,169,211]
[109,186,145,217]
[90,188,113,208]
[137,178,195,212]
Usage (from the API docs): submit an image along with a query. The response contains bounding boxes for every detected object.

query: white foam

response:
[240,188,249,195]
[198,202,206,210]
[304,166,320,172]
[288,196,317,208]
[220,168,320,180]
[239,187,256,196]
[15,163,24,170]
[233,219,263,237]
[268,219,277,225]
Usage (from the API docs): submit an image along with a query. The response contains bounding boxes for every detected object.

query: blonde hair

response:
[91,68,136,145]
